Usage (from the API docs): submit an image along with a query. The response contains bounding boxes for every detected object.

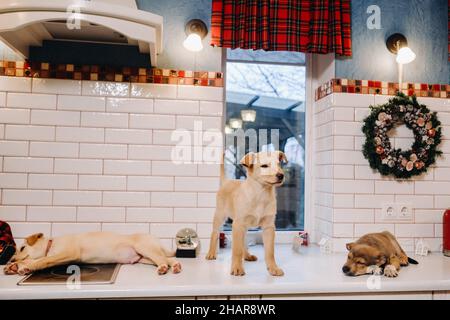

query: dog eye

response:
[261,164,269,168]
[20,246,25,252]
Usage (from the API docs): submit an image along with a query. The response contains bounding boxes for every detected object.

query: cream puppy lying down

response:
[4,232,181,276]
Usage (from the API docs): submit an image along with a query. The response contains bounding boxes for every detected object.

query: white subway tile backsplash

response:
[52,223,100,237]
[7,93,57,110]
[5,125,55,141]
[174,208,215,223]
[28,174,78,190]
[354,224,394,237]
[333,224,354,237]
[415,181,450,195]
[395,224,434,238]
[53,191,102,206]
[77,207,125,222]
[175,177,220,192]
[80,143,127,159]
[333,209,374,223]
[0,76,31,92]
[415,210,444,223]
[54,159,102,174]
[0,141,29,156]
[9,222,51,238]
[105,128,152,144]
[435,195,450,209]
[151,161,197,176]
[197,193,217,207]
[104,160,151,175]
[103,192,150,207]
[354,195,394,209]
[106,98,154,114]
[4,157,53,173]
[0,78,227,243]
[79,175,126,191]
[154,100,199,115]
[130,83,177,99]
[333,180,374,194]
[150,223,196,238]
[151,192,196,207]
[81,112,128,128]
[333,194,354,208]
[0,173,28,188]
[129,114,175,129]
[58,95,106,112]
[199,101,223,116]
[0,108,30,124]
[82,81,129,97]
[126,207,173,222]
[27,207,76,222]
[56,126,104,143]
[0,206,26,221]
[3,190,52,205]
[177,85,223,101]
[375,181,414,194]
[0,92,6,106]
[102,223,149,234]
[30,142,78,158]
[127,176,173,191]
[31,110,80,126]
[32,79,81,95]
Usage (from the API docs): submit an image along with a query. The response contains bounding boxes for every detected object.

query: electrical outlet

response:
[396,203,413,221]
[381,203,396,221]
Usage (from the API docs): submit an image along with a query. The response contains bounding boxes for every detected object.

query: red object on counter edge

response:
[219,232,227,248]
[444,209,450,257]
[299,231,308,246]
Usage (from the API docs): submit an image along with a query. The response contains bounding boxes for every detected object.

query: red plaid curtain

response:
[211,0,352,56]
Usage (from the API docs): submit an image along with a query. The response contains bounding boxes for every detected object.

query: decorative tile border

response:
[0,60,224,87]
[316,78,450,101]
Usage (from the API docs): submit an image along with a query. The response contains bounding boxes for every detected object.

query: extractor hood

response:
[0,0,163,66]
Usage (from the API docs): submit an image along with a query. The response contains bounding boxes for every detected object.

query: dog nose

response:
[342,266,350,273]
[276,173,284,181]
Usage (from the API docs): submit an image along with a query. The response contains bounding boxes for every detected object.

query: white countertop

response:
[1,245,449,299]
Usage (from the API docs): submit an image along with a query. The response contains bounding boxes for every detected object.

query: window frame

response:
[222,49,313,241]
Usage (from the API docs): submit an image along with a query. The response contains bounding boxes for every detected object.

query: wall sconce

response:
[229,118,243,129]
[240,109,256,122]
[386,33,416,90]
[183,19,208,52]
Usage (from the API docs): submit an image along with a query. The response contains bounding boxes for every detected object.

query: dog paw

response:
[205,252,217,260]
[383,265,398,277]
[244,254,258,262]
[230,264,245,276]
[3,263,18,275]
[268,266,284,276]
[366,265,383,275]
[172,262,182,274]
[157,264,169,275]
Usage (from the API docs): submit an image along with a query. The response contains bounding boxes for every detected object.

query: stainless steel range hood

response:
[0,0,163,66]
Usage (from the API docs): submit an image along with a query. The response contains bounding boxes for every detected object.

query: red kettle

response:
[444,209,450,257]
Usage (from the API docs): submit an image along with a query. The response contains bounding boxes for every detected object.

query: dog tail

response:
[408,257,419,264]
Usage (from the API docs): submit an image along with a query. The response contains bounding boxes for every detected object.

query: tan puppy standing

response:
[4,232,181,276]
[206,151,287,276]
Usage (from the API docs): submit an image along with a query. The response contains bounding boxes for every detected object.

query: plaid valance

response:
[211,0,352,56]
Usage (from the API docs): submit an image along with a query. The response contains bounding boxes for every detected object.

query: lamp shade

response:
[396,47,416,64]
[241,109,256,122]
[183,33,203,52]
[229,118,243,129]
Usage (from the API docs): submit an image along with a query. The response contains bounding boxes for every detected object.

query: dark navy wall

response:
[336,0,449,84]
[137,0,222,71]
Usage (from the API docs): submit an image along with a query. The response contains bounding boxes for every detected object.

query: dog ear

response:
[25,233,43,246]
[346,242,355,251]
[277,151,288,163]
[240,152,255,168]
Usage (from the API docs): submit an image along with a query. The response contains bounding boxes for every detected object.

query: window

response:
[224,48,306,230]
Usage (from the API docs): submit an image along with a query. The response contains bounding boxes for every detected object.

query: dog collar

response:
[45,239,53,257]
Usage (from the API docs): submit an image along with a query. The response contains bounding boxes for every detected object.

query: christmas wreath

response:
[362,93,442,179]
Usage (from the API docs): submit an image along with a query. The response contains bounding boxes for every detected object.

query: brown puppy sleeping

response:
[342,231,418,277]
